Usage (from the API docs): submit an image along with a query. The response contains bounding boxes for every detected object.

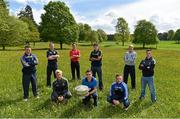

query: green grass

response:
[0,41,180,118]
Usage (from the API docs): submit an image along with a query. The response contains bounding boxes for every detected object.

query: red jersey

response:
[70,49,80,62]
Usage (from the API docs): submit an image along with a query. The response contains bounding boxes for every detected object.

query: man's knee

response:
[65,91,72,99]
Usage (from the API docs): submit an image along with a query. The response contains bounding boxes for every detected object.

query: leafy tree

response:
[115,17,130,46]
[97,29,107,42]
[18,5,37,27]
[133,20,159,48]
[174,29,180,44]
[39,1,78,49]
[167,30,175,41]
[20,17,39,46]
[89,30,99,44]
[0,1,29,50]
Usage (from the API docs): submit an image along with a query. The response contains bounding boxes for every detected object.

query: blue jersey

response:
[21,53,38,74]
[110,81,128,100]
[82,77,97,91]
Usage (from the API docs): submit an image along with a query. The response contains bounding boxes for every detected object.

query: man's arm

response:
[20,56,30,67]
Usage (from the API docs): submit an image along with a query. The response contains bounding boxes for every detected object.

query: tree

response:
[174,29,180,44]
[0,1,30,50]
[97,29,107,42]
[133,20,159,48]
[115,17,130,46]
[167,30,175,41]
[39,1,78,49]
[89,30,99,44]
[18,5,37,27]
[20,17,39,46]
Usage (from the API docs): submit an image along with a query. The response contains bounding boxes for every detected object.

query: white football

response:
[74,85,89,96]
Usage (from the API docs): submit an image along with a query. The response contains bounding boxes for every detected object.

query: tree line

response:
[1,0,180,50]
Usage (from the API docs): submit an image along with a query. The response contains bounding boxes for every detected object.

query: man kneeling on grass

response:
[107,74,130,110]
[82,69,98,106]
[51,70,72,103]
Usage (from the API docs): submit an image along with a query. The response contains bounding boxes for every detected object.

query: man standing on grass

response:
[20,45,39,101]
[139,49,157,102]
[107,74,130,110]
[69,43,81,80]
[82,69,98,106]
[46,42,59,87]
[123,44,137,89]
[89,43,103,91]
[51,70,72,103]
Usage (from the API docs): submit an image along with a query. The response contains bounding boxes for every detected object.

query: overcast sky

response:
[9,0,180,34]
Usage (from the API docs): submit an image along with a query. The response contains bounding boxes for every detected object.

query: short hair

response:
[49,42,54,45]
[72,43,76,46]
[93,43,98,46]
[85,69,92,73]
[55,70,62,74]
[146,49,152,52]
[24,45,31,49]
[115,74,122,78]
[129,44,134,48]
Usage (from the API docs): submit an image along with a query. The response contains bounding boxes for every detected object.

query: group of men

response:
[20,42,157,110]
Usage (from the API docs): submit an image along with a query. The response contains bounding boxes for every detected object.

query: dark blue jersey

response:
[21,53,38,74]
[90,50,102,67]
[47,49,58,64]
[110,81,128,100]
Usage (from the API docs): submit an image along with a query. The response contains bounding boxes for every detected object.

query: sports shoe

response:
[23,98,28,102]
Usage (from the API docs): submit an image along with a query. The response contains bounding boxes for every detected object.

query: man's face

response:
[146,51,152,59]
[72,44,76,49]
[116,76,123,83]
[93,45,99,51]
[86,71,93,80]
[129,46,133,52]
[56,72,62,80]
[49,43,54,50]
[25,48,31,55]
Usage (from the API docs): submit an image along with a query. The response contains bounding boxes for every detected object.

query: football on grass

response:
[74,85,89,96]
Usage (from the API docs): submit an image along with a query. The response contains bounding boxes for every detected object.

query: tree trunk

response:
[122,41,124,46]
[143,42,145,48]
[60,41,63,50]
[2,44,5,50]
[33,42,35,46]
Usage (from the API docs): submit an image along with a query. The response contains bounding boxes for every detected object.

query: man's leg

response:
[51,91,59,102]
[64,91,72,99]
[47,65,53,87]
[22,74,31,99]
[91,66,96,78]
[130,66,136,89]
[76,62,81,80]
[123,65,129,84]
[71,62,76,80]
[92,93,98,106]
[97,67,103,90]
[82,95,91,105]
[122,98,130,108]
[147,77,157,102]
[140,76,148,99]
[31,72,38,97]
[52,63,58,78]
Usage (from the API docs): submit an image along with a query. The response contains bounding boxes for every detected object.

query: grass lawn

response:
[0,41,180,118]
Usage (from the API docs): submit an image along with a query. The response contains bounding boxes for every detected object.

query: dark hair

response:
[146,49,152,52]
[115,74,122,78]
[86,69,92,73]
[24,45,31,49]
[72,42,76,46]
[93,43,98,46]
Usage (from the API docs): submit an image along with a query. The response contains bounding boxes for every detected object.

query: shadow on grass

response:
[0,98,22,108]
[60,101,94,118]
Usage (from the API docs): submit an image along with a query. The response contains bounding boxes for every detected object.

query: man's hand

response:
[112,100,120,105]
[140,64,144,67]
[58,96,64,101]
[85,92,90,97]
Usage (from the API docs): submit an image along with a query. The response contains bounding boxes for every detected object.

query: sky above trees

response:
[9,0,180,34]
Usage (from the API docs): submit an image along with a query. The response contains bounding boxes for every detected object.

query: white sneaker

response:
[35,96,40,99]
[24,98,28,102]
